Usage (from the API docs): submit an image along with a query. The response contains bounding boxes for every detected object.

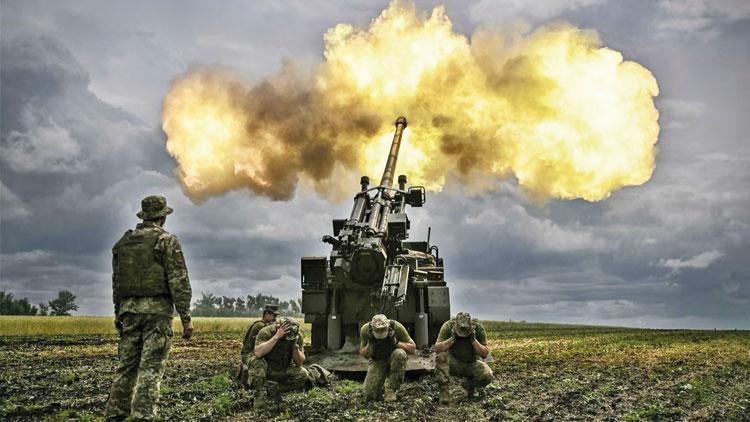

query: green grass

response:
[0,316,314,337]
[1,318,748,421]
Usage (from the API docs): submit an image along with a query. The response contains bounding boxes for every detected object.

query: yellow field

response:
[0,316,311,336]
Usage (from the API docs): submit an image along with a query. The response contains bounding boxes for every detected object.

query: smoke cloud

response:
[162,0,659,202]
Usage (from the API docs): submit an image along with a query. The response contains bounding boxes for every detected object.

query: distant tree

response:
[236,298,246,312]
[48,290,78,316]
[0,291,38,315]
[38,303,49,316]
[195,293,217,309]
[255,294,279,310]
[193,293,217,316]
[290,299,301,314]
[18,298,38,316]
[246,295,257,313]
[191,292,302,317]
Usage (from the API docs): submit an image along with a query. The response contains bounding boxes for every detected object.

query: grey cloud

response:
[658,99,706,129]
[0,33,342,311]
[0,1,748,328]
[656,0,750,40]
[659,250,725,271]
[468,0,607,24]
[426,135,750,326]
[0,181,30,220]
[0,0,390,125]
[0,249,111,313]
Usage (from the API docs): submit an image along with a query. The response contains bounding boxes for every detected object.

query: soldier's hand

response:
[274,323,290,339]
[182,321,194,340]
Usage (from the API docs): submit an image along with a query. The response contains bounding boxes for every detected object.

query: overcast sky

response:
[1,0,748,328]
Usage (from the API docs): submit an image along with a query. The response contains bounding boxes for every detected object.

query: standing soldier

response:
[105,195,193,421]
[248,316,312,410]
[237,305,279,386]
[359,314,416,402]
[433,312,493,403]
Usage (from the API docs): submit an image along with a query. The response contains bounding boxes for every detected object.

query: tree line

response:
[1,289,302,318]
[192,293,303,317]
[0,290,79,316]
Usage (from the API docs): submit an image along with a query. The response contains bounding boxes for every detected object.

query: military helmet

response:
[453,312,474,337]
[370,314,390,339]
[137,195,173,220]
[279,316,299,341]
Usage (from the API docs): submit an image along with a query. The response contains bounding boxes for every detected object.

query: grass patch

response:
[0,318,748,421]
[0,316,316,337]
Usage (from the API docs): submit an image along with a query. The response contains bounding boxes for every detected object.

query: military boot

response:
[439,386,452,404]
[251,378,268,410]
[253,381,267,411]
[266,380,281,403]
[267,381,282,412]
[463,379,476,400]
[383,386,397,403]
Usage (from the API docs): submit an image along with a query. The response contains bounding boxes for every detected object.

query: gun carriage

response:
[301,117,451,371]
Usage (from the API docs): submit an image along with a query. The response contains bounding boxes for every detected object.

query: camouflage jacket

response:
[241,320,269,363]
[437,318,488,362]
[254,323,305,371]
[112,221,192,324]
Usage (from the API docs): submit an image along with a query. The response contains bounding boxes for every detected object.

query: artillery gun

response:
[301,116,450,371]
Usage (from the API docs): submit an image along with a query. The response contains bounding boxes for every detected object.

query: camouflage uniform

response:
[360,317,412,401]
[105,196,192,421]
[435,315,493,402]
[237,305,279,387]
[248,320,312,410]
[241,320,270,365]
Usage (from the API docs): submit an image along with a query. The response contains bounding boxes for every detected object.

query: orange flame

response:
[163,1,659,202]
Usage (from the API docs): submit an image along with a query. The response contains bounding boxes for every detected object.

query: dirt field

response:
[1,317,748,421]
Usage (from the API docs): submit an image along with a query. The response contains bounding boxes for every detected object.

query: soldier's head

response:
[262,305,279,323]
[137,195,173,226]
[278,316,299,341]
[454,312,473,337]
[370,314,390,339]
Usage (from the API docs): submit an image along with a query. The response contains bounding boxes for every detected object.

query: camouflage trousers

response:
[246,356,312,409]
[104,314,173,421]
[363,348,408,400]
[435,352,494,391]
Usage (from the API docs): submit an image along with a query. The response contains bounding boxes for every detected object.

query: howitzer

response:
[301,116,451,372]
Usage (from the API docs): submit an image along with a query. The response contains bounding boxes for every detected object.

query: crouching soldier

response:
[248,317,313,410]
[237,305,279,386]
[360,314,416,402]
[433,312,493,403]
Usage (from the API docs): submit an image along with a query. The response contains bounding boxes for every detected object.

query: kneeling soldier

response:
[359,314,416,402]
[238,305,279,386]
[433,312,493,403]
[248,317,312,410]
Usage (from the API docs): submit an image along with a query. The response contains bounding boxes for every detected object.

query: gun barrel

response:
[379,116,407,187]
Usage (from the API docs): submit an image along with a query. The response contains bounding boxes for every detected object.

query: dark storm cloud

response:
[0,34,336,313]
[1,1,748,327]
[0,0,391,125]
[0,34,171,254]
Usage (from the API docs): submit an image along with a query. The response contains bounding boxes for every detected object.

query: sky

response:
[1,0,749,328]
